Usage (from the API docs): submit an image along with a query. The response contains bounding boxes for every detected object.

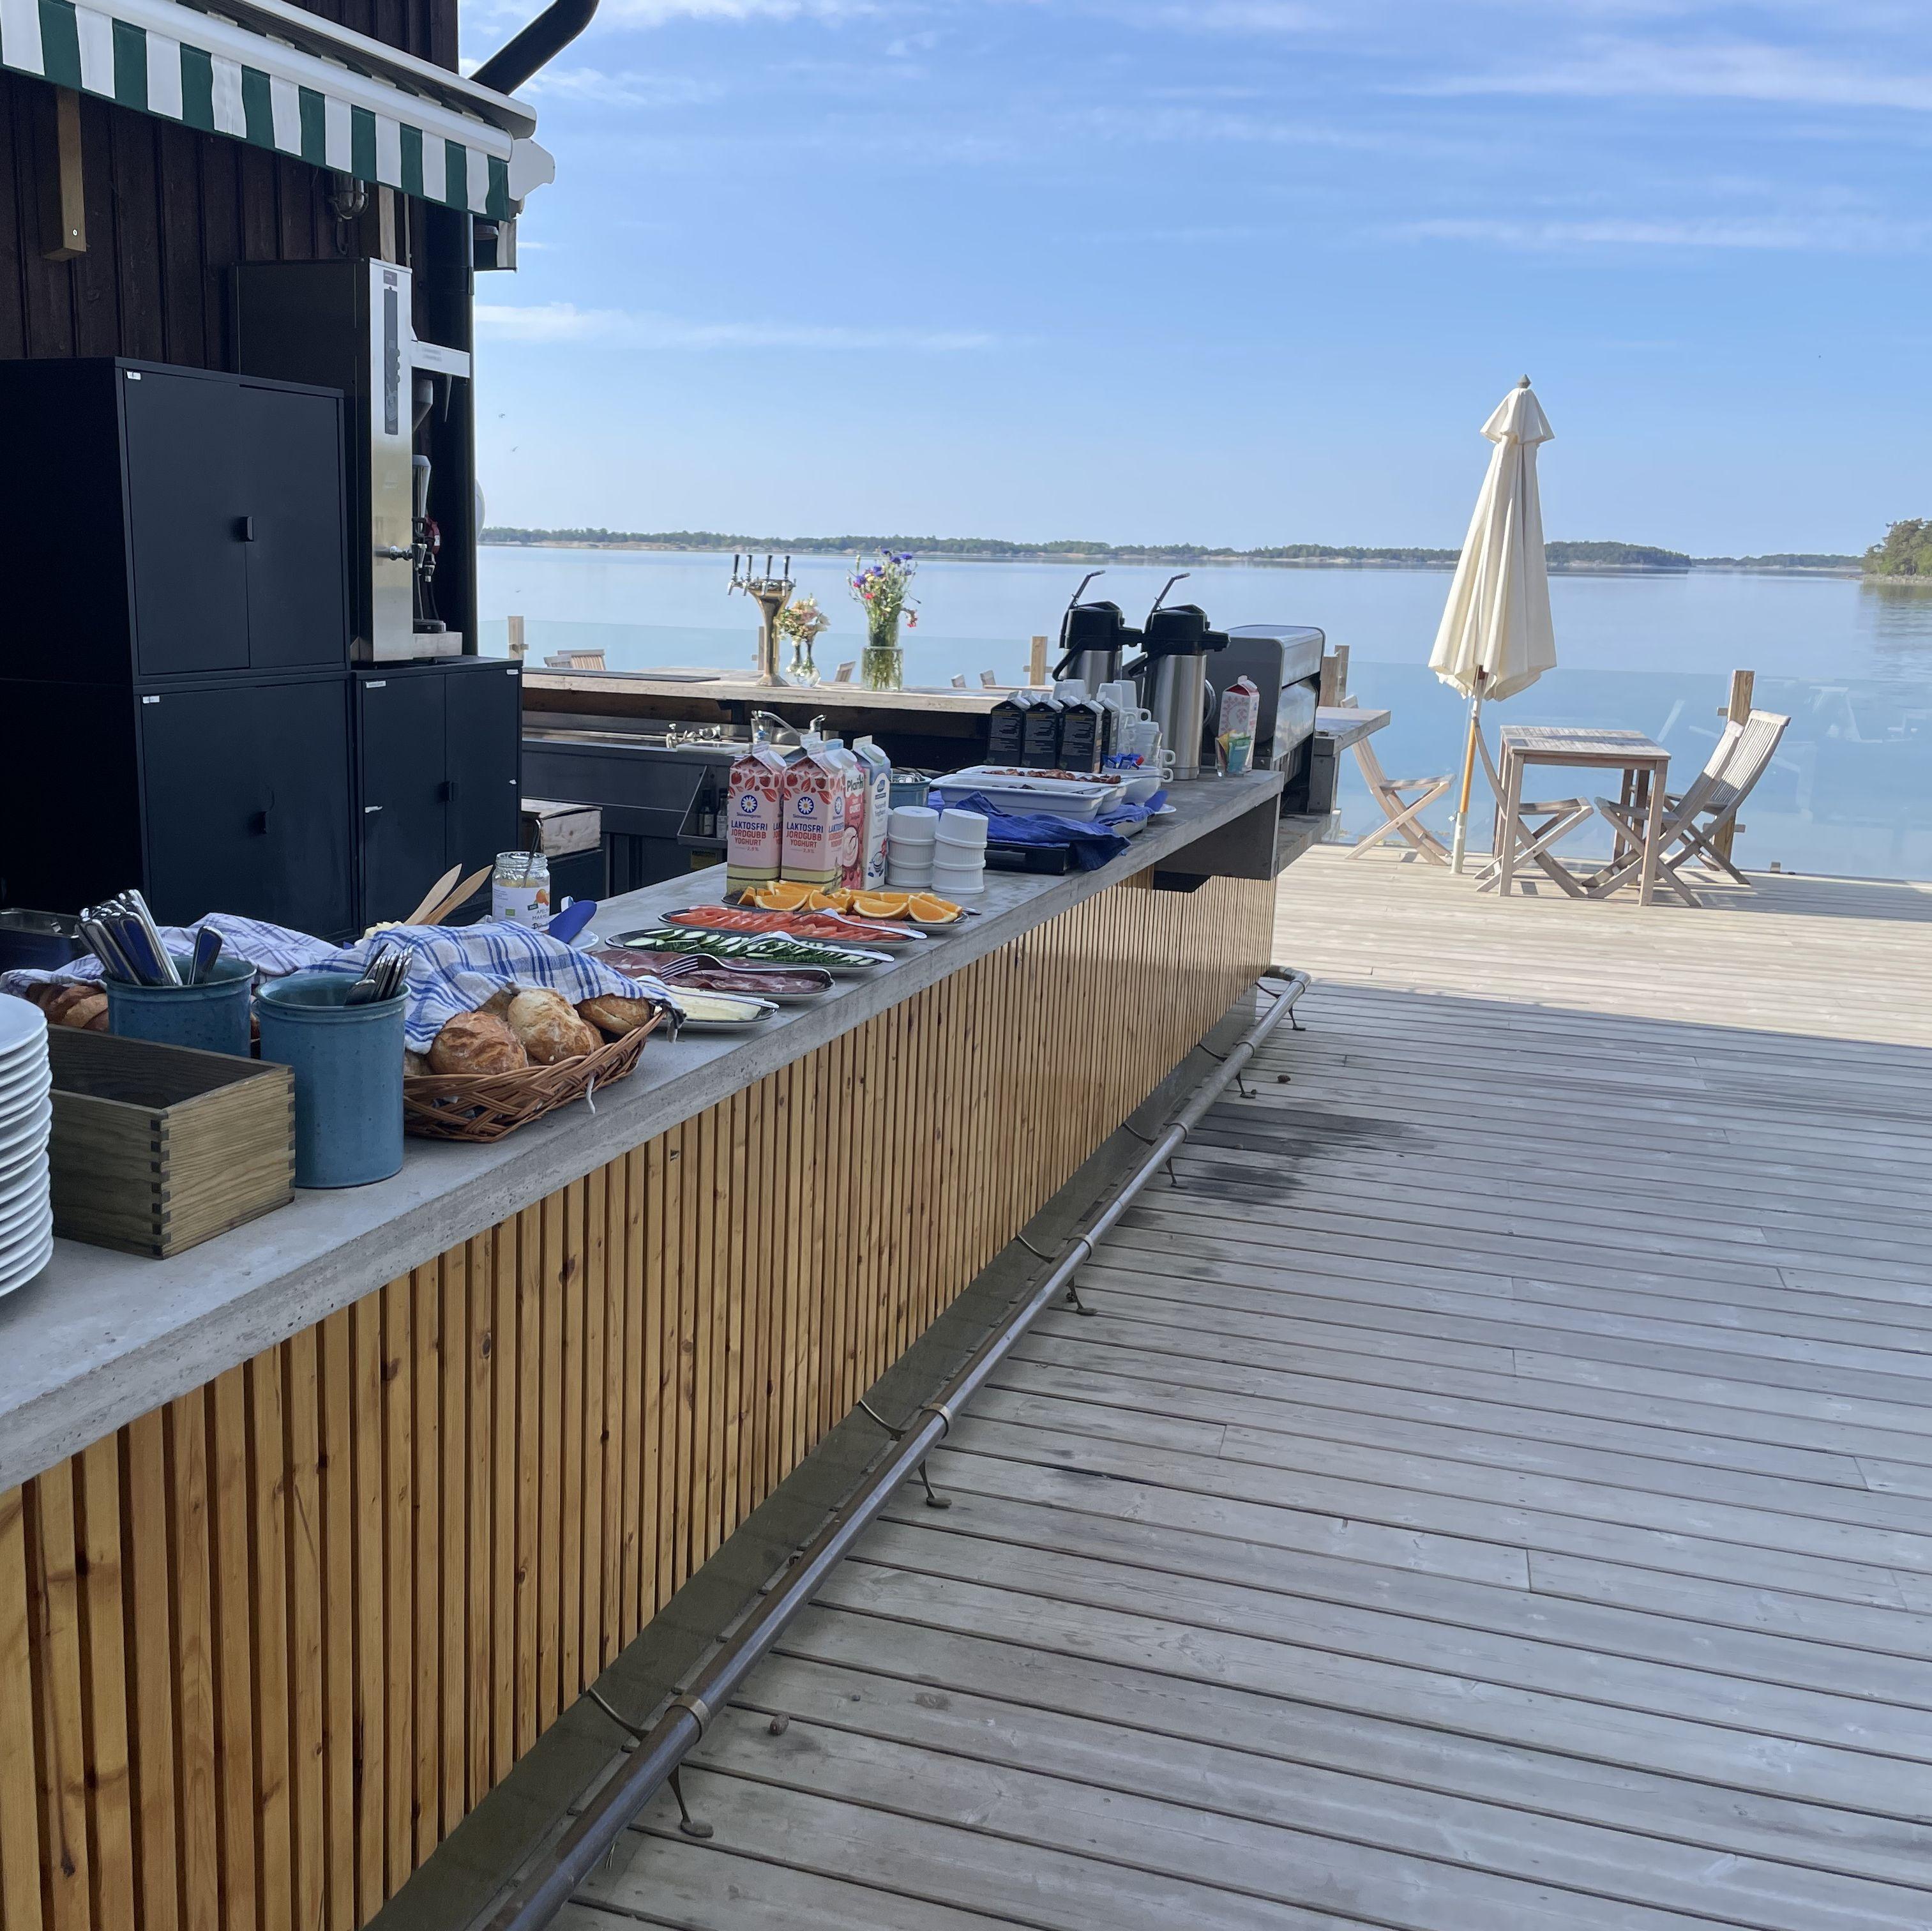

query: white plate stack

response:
[0,997,54,1297]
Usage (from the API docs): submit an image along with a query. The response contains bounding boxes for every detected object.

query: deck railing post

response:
[1714,668,1754,865]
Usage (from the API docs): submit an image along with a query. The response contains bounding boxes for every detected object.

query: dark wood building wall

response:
[0,0,461,372]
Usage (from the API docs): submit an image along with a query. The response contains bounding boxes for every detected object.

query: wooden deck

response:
[564,849,1932,1931]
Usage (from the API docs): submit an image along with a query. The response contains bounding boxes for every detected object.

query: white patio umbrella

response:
[1429,377,1557,872]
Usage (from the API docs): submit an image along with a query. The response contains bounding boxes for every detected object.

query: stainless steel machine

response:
[1052,571,1142,690]
[1221,623,1329,810]
[235,259,473,663]
[1126,582,1229,782]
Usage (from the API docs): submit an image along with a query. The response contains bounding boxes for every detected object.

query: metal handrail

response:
[477,964,1311,1931]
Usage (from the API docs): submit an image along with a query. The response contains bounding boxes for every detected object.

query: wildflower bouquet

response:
[849,552,919,691]
[775,593,831,685]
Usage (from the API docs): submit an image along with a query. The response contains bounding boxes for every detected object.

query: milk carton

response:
[781,744,848,888]
[725,745,791,897]
[1216,676,1260,777]
[852,736,893,890]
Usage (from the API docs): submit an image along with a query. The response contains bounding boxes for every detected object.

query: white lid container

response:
[889,805,940,839]
[937,808,989,845]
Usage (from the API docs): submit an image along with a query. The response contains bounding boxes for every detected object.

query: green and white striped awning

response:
[0,0,554,216]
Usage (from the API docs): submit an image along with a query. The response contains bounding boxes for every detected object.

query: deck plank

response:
[584,850,1932,1928]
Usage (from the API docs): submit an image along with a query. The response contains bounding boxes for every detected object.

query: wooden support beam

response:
[1318,644,1351,709]
[1712,667,1754,864]
[38,89,86,262]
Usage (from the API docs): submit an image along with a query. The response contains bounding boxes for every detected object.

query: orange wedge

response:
[907,893,961,923]
[753,881,814,910]
[850,891,912,920]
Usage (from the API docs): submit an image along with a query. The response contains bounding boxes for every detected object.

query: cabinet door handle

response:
[236,515,255,543]
[365,805,384,814]
[251,807,271,835]
[440,780,455,803]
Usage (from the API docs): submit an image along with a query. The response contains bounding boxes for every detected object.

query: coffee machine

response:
[1053,572,1142,690]
[1125,577,1228,780]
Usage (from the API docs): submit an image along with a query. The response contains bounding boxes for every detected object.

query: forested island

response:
[1864,520,1932,578]
[481,528,1862,573]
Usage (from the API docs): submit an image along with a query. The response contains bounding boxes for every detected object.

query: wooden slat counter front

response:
[0,775,1285,1931]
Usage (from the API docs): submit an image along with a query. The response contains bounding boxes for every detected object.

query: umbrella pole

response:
[1449,686,1484,874]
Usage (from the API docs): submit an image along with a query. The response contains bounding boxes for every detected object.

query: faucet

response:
[750,709,792,744]
[806,713,828,738]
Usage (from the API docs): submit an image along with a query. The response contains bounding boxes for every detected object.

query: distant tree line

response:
[1863,520,1932,578]
[479,528,1737,571]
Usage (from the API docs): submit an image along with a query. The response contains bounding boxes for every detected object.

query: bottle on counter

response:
[492,849,551,930]
[1052,679,1105,775]
[987,688,1032,764]
[1019,688,1064,769]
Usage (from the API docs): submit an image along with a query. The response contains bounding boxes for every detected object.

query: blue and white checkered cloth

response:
[0,912,336,999]
[3,914,681,1054]
[310,924,678,1052]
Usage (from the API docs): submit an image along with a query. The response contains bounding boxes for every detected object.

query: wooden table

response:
[1495,726,1670,904]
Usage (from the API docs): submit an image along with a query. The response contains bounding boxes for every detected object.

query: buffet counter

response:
[0,771,1284,1931]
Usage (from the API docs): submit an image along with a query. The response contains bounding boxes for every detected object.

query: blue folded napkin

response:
[941,792,1131,870]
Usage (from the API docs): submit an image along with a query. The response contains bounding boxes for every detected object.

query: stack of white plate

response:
[0,997,54,1296]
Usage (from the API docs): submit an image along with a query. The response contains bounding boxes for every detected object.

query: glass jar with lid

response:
[491,850,551,930]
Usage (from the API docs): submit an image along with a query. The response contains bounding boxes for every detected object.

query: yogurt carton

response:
[852,736,893,890]
[822,745,871,891]
[725,745,792,896]
[781,745,848,888]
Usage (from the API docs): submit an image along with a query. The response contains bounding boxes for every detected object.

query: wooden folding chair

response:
[1590,711,1788,904]
[1469,728,1595,896]
[1347,736,1453,863]
[543,649,608,670]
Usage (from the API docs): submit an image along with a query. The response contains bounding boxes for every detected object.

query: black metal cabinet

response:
[139,677,354,935]
[0,359,349,685]
[0,672,356,937]
[356,660,520,925]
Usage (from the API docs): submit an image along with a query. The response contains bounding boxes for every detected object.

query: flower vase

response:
[786,637,821,686]
[861,616,904,692]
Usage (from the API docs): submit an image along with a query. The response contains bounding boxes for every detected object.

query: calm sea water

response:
[478,548,1932,881]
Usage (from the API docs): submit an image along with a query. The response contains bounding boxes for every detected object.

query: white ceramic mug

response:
[1128,719,1164,762]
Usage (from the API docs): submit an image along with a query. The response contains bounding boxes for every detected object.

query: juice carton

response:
[1216,676,1260,777]
[852,736,893,890]
[725,745,792,897]
[781,744,847,888]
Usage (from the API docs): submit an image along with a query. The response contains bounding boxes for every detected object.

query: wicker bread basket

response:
[402,1011,665,1143]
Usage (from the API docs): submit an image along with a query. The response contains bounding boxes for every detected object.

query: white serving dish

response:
[1119,773,1162,804]
[932,766,1124,821]
[671,995,781,1033]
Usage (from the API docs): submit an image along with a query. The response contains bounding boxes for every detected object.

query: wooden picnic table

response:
[1495,725,1670,904]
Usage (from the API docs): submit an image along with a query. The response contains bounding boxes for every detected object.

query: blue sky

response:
[462,1,1929,554]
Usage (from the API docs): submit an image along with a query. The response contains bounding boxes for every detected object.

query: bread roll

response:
[47,985,106,1029]
[428,1010,527,1076]
[506,988,600,1064]
[576,995,660,1038]
[403,1050,430,1078]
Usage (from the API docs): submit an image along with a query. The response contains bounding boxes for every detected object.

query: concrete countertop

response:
[0,771,1283,1489]
[524,670,1004,715]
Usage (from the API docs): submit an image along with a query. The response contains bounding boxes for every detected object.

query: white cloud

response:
[520,66,725,105]
[474,300,997,351]
[600,0,884,21]
[1413,40,1932,112]
[1390,214,1928,251]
